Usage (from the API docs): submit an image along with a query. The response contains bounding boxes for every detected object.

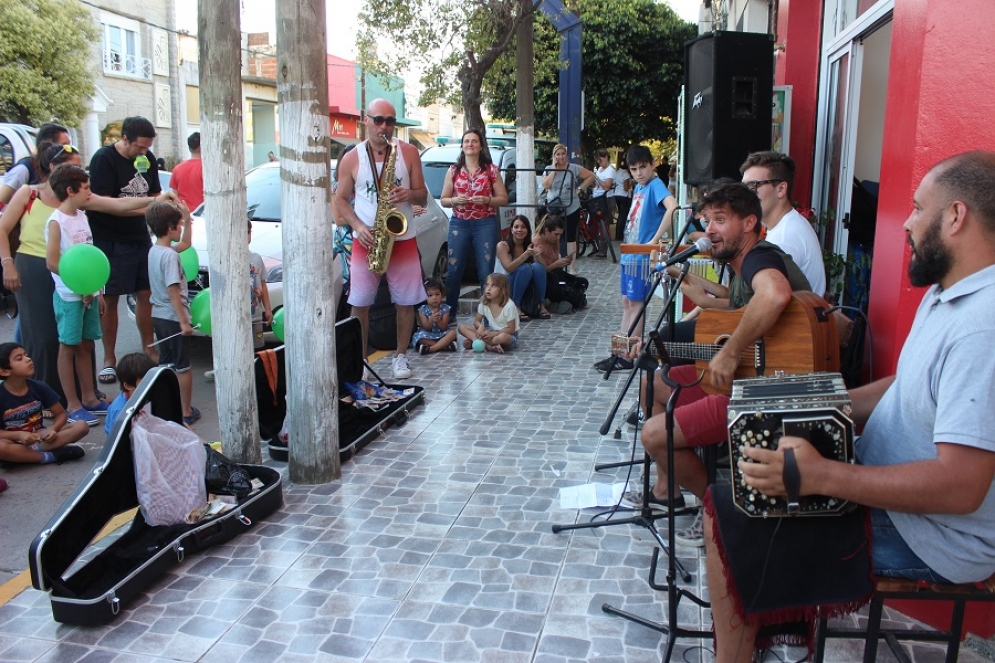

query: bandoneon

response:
[727,372,854,517]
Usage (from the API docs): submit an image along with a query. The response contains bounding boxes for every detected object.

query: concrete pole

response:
[198,0,261,462]
[276,0,340,483]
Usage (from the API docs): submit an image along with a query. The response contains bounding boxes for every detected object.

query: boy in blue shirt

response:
[104,353,157,435]
[595,145,677,372]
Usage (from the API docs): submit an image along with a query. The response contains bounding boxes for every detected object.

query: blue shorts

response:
[52,293,102,345]
[152,318,191,372]
[871,509,951,583]
[621,260,652,302]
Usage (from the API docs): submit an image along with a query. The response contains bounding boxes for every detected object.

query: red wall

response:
[774,0,822,209]
[870,0,995,375]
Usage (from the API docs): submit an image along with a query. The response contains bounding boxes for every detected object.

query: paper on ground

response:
[559,482,627,509]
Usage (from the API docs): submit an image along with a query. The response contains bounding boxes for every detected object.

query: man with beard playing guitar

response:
[621,182,812,547]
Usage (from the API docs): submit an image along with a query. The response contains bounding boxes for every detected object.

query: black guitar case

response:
[256,316,425,463]
[28,366,283,626]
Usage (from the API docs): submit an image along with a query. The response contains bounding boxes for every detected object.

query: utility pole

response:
[516,0,537,224]
[276,0,340,483]
[198,0,260,462]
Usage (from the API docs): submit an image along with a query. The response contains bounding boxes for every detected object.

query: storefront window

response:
[825,0,881,38]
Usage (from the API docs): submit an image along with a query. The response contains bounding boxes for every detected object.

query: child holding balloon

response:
[44,165,109,426]
[458,273,519,354]
[146,200,200,426]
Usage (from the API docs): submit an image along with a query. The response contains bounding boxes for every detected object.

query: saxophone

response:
[368,139,408,274]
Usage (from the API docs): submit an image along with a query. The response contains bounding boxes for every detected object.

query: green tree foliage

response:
[357,0,534,132]
[486,0,696,155]
[0,0,98,125]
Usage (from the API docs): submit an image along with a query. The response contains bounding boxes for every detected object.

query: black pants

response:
[614,197,631,240]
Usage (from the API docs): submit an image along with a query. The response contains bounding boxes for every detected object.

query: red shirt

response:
[450,163,499,220]
[170,157,204,210]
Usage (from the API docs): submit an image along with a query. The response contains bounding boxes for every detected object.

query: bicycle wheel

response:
[576,212,591,256]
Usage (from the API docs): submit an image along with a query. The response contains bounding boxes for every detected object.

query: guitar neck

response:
[654,341,720,363]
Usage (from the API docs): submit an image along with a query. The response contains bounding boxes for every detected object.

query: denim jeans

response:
[508,262,546,308]
[445,215,499,314]
[871,508,951,583]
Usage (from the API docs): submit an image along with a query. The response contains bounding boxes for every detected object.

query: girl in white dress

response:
[458,273,518,353]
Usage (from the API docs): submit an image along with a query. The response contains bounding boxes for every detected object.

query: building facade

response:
[80,0,185,168]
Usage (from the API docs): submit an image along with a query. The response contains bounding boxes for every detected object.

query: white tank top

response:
[354,139,415,241]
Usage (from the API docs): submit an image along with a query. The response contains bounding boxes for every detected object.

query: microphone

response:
[656,237,712,270]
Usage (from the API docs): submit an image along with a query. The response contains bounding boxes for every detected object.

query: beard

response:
[907,212,952,287]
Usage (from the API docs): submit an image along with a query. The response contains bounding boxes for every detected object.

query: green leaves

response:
[0,0,98,125]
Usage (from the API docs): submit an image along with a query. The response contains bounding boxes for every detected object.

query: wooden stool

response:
[814,573,995,663]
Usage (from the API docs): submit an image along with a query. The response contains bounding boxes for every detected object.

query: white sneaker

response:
[204,370,215,381]
[392,354,412,380]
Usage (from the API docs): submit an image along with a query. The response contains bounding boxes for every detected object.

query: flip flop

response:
[520,314,532,322]
[98,366,117,384]
[538,310,551,319]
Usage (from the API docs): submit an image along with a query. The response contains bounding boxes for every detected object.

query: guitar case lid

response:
[29,366,183,592]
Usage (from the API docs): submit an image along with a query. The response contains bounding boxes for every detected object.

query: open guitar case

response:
[28,366,283,626]
[256,315,424,463]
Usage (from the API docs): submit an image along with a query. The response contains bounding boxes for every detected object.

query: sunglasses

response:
[744,179,782,193]
[368,115,397,127]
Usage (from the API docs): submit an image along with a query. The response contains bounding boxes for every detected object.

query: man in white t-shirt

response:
[741,151,826,298]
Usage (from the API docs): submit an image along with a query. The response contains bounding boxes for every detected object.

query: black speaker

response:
[684,31,775,186]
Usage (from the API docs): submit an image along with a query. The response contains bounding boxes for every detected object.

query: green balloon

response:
[271,307,286,342]
[179,247,199,282]
[190,288,212,335]
[59,244,110,295]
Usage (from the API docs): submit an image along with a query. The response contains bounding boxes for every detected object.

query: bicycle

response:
[577,197,618,263]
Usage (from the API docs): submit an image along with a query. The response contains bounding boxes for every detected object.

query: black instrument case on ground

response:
[28,367,283,626]
[257,316,425,463]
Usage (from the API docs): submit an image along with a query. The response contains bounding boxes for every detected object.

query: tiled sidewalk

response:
[0,253,990,662]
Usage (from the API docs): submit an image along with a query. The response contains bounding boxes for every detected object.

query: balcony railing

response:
[102,51,152,80]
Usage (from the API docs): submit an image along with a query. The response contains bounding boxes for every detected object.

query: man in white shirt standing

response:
[741,151,826,299]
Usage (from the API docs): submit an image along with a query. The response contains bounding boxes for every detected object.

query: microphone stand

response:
[551,259,696,582]
[601,328,713,662]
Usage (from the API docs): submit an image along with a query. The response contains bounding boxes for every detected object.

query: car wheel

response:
[433,244,447,282]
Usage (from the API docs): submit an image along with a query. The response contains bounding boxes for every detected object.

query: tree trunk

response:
[276,0,340,484]
[515,0,536,224]
[198,0,260,463]
[460,67,485,131]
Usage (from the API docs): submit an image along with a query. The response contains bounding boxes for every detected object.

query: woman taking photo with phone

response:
[540,144,594,274]
[440,128,509,319]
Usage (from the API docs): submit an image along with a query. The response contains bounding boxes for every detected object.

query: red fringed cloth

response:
[705,483,875,652]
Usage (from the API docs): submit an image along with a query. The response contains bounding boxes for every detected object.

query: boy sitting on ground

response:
[104,353,158,435]
[0,342,87,465]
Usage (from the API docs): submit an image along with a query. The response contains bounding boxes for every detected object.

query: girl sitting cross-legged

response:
[458,273,518,354]
[412,278,458,354]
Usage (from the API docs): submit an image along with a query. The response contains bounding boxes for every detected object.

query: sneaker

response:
[595,356,634,373]
[205,370,216,381]
[448,341,458,352]
[621,488,686,513]
[418,344,430,356]
[68,408,99,427]
[674,510,705,547]
[626,407,644,428]
[83,399,110,415]
[392,354,412,380]
[183,407,202,426]
[52,445,85,464]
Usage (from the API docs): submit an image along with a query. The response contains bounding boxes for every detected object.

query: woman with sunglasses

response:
[0,145,171,406]
[439,128,510,318]
[540,144,595,274]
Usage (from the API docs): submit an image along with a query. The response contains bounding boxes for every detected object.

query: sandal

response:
[520,313,531,322]
[538,310,551,319]
[98,366,117,384]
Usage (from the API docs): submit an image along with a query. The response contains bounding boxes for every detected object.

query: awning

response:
[408,130,437,150]
[331,136,361,147]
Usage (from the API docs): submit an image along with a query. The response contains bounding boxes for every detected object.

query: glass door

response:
[813,41,863,301]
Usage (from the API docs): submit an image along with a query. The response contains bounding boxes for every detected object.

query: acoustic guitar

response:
[652,291,840,395]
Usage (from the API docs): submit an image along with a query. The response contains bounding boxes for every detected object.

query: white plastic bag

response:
[131,412,207,526]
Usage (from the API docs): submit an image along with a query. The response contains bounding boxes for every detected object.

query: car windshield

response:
[422,162,450,199]
[246,165,281,221]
